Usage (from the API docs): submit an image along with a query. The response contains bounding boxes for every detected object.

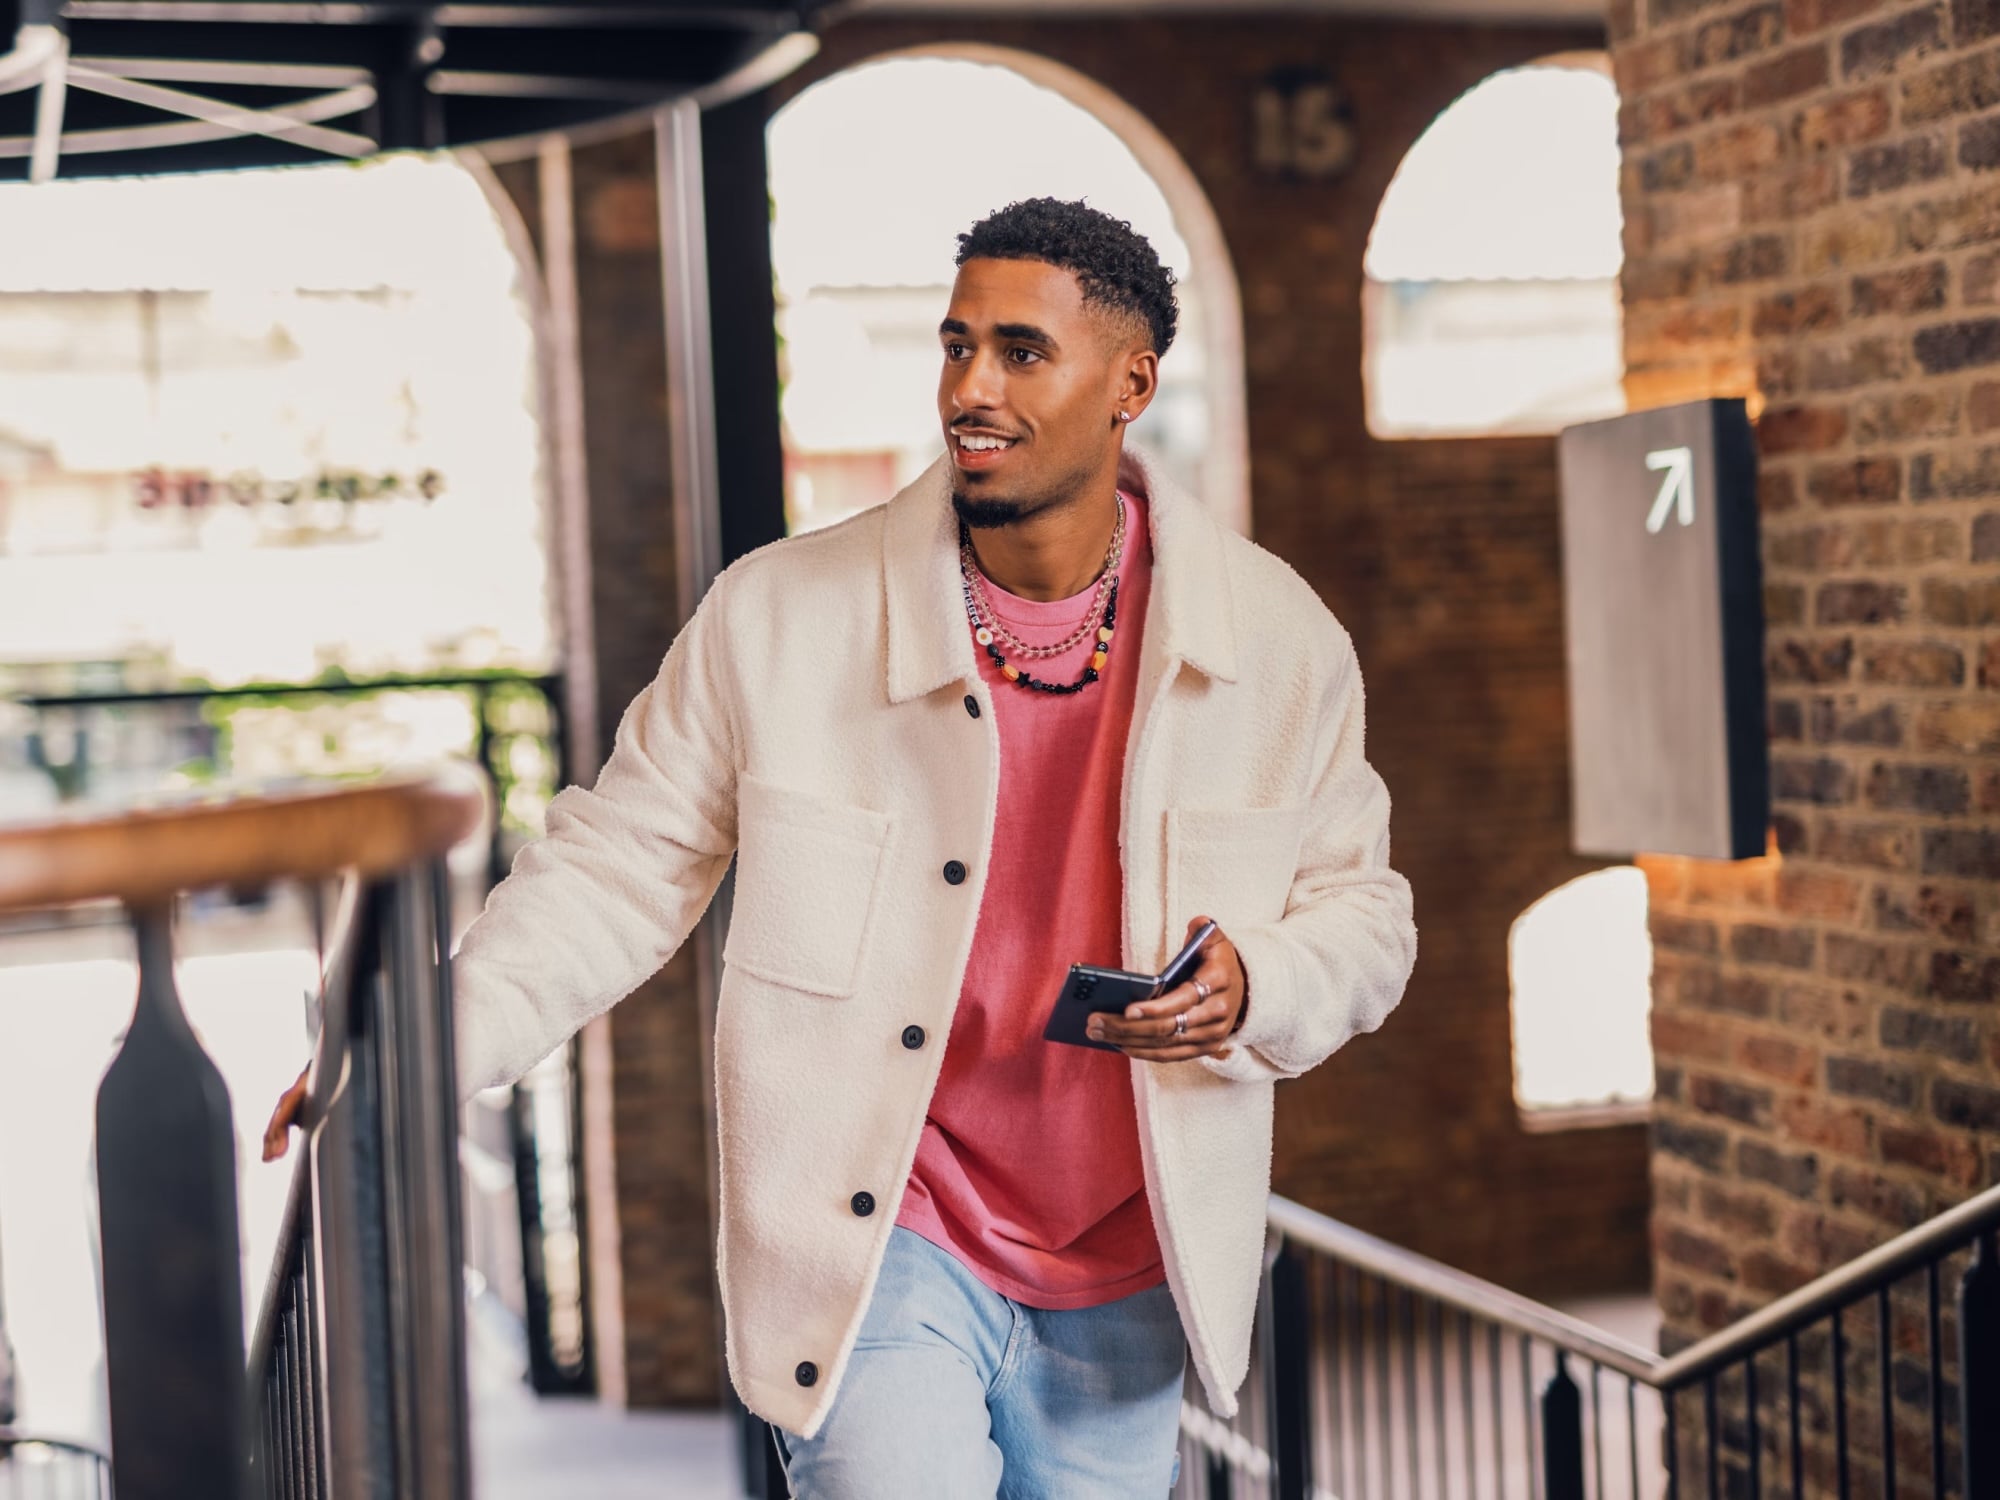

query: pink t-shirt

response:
[896,491,1163,1310]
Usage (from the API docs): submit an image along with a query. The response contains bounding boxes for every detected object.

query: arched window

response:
[1364,56,1625,439]
[1509,867,1655,1118]
[768,50,1247,535]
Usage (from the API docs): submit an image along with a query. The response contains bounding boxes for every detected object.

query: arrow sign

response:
[1644,446,1695,534]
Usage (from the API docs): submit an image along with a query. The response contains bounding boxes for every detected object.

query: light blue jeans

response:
[774,1226,1187,1498]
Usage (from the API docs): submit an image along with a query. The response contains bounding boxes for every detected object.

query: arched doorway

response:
[1363,52,1626,439]
[767,47,1249,536]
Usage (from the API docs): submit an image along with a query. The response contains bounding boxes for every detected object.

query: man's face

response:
[937,257,1137,529]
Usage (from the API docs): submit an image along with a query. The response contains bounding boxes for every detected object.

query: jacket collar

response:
[882,443,1238,704]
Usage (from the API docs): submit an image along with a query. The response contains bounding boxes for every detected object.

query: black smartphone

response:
[1042,920,1221,1052]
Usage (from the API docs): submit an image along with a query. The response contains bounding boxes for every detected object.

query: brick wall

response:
[787,12,1653,1299]
[1613,0,2000,1484]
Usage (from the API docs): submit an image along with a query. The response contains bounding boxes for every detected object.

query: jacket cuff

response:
[1197,923,1297,1083]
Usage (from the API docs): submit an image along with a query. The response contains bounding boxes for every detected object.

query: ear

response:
[1115,347,1160,426]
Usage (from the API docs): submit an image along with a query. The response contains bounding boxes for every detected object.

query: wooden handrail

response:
[0,767,486,912]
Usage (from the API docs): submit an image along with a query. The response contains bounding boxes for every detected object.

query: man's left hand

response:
[1087,914,1246,1062]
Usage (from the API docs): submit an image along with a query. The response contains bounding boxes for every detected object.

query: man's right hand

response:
[262,1065,310,1162]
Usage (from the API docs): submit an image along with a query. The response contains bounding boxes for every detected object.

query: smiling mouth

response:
[953,431,1019,454]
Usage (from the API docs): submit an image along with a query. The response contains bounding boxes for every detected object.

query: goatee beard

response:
[952,490,1030,529]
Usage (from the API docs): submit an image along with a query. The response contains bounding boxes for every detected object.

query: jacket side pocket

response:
[724,775,892,998]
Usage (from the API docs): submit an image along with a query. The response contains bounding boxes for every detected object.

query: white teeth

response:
[958,434,1014,451]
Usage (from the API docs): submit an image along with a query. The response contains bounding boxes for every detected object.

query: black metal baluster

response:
[1488,1324,1505,1500]
[1834,1312,1850,1500]
[1746,1352,1760,1500]
[1626,1376,1640,1500]
[1461,1312,1477,1500]
[1324,1262,1344,1500]
[1786,1335,1801,1500]
[1375,1279,1393,1500]
[1404,1291,1420,1500]
[1704,1376,1719,1500]
[1431,1301,1447,1500]
[1350,1274,1371,1500]
[1588,1362,1604,1500]
[96,904,249,1500]
[1540,1350,1585,1500]
[1928,1260,1943,1500]
[288,1298,306,1500]
[1206,1446,1231,1500]
[1877,1286,1894,1500]
[1963,1232,2000,1500]
[1521,1336,1539,1500]
[1267,1240,1311,1500]
[1665,1388,1678,1500]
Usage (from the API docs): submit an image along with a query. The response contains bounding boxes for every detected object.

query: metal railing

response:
[247,863,472,1500]
[1176,1185,2000,1500]
[0,770,483,1500]
[4,672,594,1401]
[0,1430,112,1499]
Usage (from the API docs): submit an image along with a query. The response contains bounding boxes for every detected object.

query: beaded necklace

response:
[958,496,1126,695]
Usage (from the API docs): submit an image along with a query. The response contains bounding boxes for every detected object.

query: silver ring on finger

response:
[1174,1010,1189,1037]
[1194,978,1212,1004]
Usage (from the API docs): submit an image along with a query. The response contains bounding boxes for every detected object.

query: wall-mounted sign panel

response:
[1557,398,1767,861]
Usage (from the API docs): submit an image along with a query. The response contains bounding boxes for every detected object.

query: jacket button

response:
[795,1361,818,1388]
[851,1191,876,1217]
[902,1025,926,1050]
[943,860,967,885]
[964,694,981,719]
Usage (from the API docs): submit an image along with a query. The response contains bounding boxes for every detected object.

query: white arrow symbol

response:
[1644,446,1695,534]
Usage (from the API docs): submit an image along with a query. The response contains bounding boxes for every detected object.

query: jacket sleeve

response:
[1197,621,1416,1085]
[451,567,741,1101]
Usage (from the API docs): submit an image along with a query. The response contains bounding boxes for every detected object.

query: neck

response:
[964,485,1122,602]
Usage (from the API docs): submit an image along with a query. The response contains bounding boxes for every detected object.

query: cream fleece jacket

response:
[451,446,1417,1438]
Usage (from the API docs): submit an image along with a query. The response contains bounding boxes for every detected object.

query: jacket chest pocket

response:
[1166,803,1307,936]
[724,775,893,998]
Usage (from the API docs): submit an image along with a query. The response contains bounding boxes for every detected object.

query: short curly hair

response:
[955,197,1179,357]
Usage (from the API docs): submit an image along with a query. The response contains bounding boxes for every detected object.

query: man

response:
[268,197,1416,1496]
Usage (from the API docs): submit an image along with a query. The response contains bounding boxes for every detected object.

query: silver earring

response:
[1116,411,1132,423]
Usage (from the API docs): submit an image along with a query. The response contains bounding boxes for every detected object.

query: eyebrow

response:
[937,318,1061,350]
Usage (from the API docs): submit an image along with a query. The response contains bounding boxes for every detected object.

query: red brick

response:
[1818,816,1914,870]
[1784,0,1887,32]
[1760,405,1851,456]
[1654,1011,1736,1063]
[1828,1164,1929,1227]
[1697,1180,1780,1237]
[1778,1092,1875,1155]
[1742,1248,1815,1294]
[1746,43,1833,107]
[1859,641,1965,687]
[1691,1073,1776,1126]
[1851,389,1958,443]
[1739,1032,1822,1085]
[1776,866,1864,920]
[1781,1206,1880,1265]
[1871,882,1980,942]
[1839,5,1947,82]
[1777,983,1874,1045]
[1657,1223,1737,1278]
[1878,1121,1983,1187]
